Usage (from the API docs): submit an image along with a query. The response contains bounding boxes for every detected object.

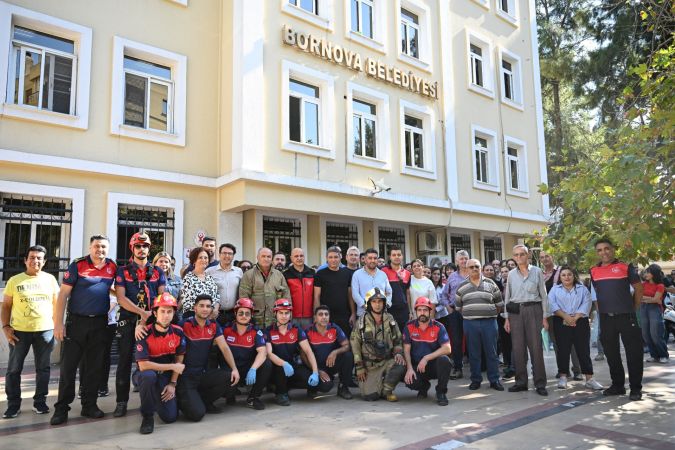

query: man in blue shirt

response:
[351,248,392,317]
[51,235,117,425]
[403,297,452,406]
[113,233,166,418]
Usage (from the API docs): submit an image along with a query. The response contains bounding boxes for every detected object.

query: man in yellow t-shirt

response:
[2,245,59,419]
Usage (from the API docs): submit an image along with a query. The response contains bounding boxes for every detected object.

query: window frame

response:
[110,36,187,146]
[281,60,335,159]
[470,0,490,10]
[395,0,432,72]
[346,82,390,170]
[0,2,92,129]
[123,57,174,134]
[466,30,494,98]
[471,125,500,192]
[503,134,529,197]
[498,48,524,110]
[344,0,386,53]
[255,210,308,255]
[289,78,321,147]
[399,99,436,179]
[496,0,519,26]
[281,0,334,32]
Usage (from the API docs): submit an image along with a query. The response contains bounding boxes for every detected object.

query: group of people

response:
[2,232,668,435]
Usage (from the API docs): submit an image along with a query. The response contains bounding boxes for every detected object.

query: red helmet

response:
[414,297,433,311]
[129,232,151,250]
[273,298,292,312]
[153,292,178,310]
[234,298,255,312]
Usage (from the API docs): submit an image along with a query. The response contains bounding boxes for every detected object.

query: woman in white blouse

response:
[409,259,437,318]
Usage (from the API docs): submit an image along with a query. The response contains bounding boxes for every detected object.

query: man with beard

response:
[381,246,412,332]
[221,298,272,410]
[305,305,354,399]
[273,252,287,271]
[351,248,392,318]
[266,299,320,406]
[133,293,185,434]
[350,288,405,402]
[403,297,452,405]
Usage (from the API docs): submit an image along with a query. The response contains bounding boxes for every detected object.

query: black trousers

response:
[389,306,409,333]
[332,316,352,338]
[177,368,233,422]
[315,351,354,392]
[405,355,452,394]
[599,313,643,392]
[115,318,137,403]
[552,317,593,375]
[234,359,273,398]
[54,315,108,411]
[79,324,116,391]
[272,362,312,395]
[497,315,512,366]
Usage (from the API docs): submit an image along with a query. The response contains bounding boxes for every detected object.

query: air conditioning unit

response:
[418,231,444,253]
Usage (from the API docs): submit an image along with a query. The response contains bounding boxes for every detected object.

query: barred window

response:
[116,204,174,266]
[326,222,358,263]
[378,226,405,261]
[263,216,301,258]
[0,193,72,285]
[449,233,472,262]
[483,237,503,264]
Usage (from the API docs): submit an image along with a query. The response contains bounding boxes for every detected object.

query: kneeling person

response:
[350,288,406,402]
[134,293,185,434]
[222,298,272,410]
[176,294,240,421]
[305,305,354,399]
[266,299,320,406]
[403,297,452,406]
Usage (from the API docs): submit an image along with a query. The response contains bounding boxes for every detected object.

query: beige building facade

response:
[0,0,549,311]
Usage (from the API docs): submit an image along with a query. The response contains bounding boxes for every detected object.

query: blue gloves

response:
[308,372,319,387]
[282,361,295,377]
[246,368,257,385]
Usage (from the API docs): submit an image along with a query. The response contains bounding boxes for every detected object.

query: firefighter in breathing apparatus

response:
[350,287,406,401]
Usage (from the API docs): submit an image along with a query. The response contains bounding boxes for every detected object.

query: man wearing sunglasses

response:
[113,233,166,417]
[221,298,272,410]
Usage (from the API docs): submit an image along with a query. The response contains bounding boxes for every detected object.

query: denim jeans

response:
[5,329,54,408]
[463,318,500,384]
[640,303,668,359]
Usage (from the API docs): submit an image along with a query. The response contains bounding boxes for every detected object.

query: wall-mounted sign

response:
[282,25,439,100]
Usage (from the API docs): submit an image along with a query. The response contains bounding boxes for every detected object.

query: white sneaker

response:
[646,356,657,363]
[658,357,669,364]
[585,379,604,390]
[557,376,568,389]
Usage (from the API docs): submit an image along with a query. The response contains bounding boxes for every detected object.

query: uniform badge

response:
[290,333,295,340]
[136,344,143,352]
[328,331,335,339]
[64,272,70,280]
[226,336,235,342]
[390,320,397,327]
[107,267,113,275]
[611,266,620,273]
[169,340,175,348]
[257,330,263,336]
[247,336,252,343]
[271,335,279,341]
[116,276,123,283]
[207,328,213,335]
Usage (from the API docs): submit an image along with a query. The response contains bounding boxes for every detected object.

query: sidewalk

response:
[1,345,673,450]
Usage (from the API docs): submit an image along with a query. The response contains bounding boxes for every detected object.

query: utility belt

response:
[69,313,107,319]
[117,317,138,328]
[600,312,635,318]
[506,301,540,315]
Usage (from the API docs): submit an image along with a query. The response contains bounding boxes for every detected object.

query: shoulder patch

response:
[257,330,263,336]
[73,256,87,264]
[390,320,397,327]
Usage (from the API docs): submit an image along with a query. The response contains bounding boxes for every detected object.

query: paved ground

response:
[1,344,673,450]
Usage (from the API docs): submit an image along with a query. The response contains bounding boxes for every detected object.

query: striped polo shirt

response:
[455,276,503,319]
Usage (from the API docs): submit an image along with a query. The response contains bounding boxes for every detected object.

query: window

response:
[111,37,187,146]
[289,0,318,15]
[378,226,406,261]
[471,125,500,192]
[504,135,529,197]
[0,3,92,129]
[0,193,71,285]
[282,0,333,31]
[351,0,373,38]
[281,60,335,158]
[400,100,436,179]
[326,222,358,263]
[396,0,431,71]
[289,78,320,146]
[483,237,503,264]
[353,99,376,158]
[123,56,173,133]
[400,8,419,59]
[404,115,424,169]
[497,0,518,25]
[449,233,472,261]
[499,49,524,109]
[263,216,301,258]
[466,31,494,97]
[116,204,175,266]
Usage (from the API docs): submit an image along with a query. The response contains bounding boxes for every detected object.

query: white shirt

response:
[206,264,243,310]
[409,275,438,304]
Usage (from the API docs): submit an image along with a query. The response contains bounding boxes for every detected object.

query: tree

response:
[537,0,674,268]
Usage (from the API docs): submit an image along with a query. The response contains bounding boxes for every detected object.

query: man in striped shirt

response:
[455,259,504,391]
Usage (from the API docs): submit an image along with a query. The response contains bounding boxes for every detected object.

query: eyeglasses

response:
[134,244,150,249]
[467,265,480,269]
[236,311,251,317]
